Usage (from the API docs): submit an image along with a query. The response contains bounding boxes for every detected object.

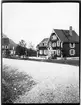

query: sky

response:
[2,3,79,48]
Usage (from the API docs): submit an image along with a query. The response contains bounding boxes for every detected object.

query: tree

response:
[15,45,21,57]
[15,40,27,58]
[28,42,35,50]
[15,45,27,58]
[19,40,26,48]
[5,49,10,58]
[61,49,67,60]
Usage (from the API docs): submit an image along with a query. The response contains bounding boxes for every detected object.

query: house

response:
[36,26,79,59]
[2,34,17,56]
[36,38,49,58]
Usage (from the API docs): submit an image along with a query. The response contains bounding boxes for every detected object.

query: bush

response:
[15,45,27,57]
[2,65,36,103]
[27,49,37,57]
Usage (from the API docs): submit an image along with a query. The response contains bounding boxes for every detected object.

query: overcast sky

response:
[2,3,79,48]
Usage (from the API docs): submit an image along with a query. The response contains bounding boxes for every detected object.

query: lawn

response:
[44,59,79,66]
[4,56,79,66]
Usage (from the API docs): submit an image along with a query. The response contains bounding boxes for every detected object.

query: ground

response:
[2,58,79,103]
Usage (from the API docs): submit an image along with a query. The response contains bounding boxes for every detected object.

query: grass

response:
[4,56,79,66]
[2,65,36,103]
[44,59,79,66]
[15,81,79,103]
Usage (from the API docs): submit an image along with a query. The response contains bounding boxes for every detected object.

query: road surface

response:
[3,58,79,103]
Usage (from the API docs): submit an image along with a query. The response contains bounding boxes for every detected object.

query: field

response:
[2,58,79,103]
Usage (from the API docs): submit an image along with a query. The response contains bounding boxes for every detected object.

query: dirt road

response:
[3,58,79,103]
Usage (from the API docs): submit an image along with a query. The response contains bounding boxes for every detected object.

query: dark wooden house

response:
[37,26,79,59]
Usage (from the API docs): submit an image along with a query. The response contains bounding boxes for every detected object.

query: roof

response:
[2,34,8,38]
[37,29,79,48]
[54,29,79,42]
[37,38,49,47]
[2,34,17,49]
[41,38,49,43]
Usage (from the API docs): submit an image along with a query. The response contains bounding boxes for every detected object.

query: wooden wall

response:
[63,42,79,57]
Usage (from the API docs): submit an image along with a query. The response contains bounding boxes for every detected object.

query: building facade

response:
[2,34,16,56]
[36,38,49,58]
[36,26,79,59]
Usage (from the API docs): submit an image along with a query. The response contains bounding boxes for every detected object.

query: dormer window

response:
[69,43,75,48]
[52,42,56,47]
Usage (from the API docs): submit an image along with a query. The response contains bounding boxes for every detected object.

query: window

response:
[52,42,56,47]
[2,46,4,48]
[44,43,47,46]
[69,49,75,56]
[13,47,14,50]
[49,42,51,47]
[14,51,15,54]
[49,47,52,50]
[43,43,44,46]
[61,43,63,48]
[5,45,8,49]
[57,41,60,47]
[69,43,75,48]
[53,50,56,55]
[11,50,13,54]
[44,50,47,55]
[57,49,60,56]
[52,35,57,40]
[39,50,43,54]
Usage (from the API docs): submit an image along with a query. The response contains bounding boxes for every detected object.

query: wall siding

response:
[63,42,79,57]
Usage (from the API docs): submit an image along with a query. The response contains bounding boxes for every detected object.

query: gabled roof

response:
[2,38,9,45]
[41,38,49,44]
[37,38,49,47]
[2,34,17,49]
[2,34,8,38]
[54,29,79,42]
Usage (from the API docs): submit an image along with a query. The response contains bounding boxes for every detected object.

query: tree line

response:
[4,40,37,58]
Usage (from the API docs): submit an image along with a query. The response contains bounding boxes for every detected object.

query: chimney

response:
[69,26,72,36]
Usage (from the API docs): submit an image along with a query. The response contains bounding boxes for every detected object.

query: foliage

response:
[28,42,35,50]
[61,49,67,59]
[15,45,27,57]
[5,49,11,57]
[15,83,79,103]
[15,40,27,57]
[19,40,26,47]
[27,48,37,57]
[2,65,36,103]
